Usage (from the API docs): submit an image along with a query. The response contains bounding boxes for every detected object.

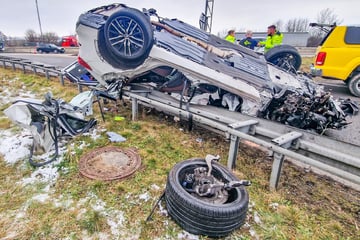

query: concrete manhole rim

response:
[78,146,141,180]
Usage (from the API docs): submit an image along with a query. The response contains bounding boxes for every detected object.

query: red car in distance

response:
[61,35,78,47]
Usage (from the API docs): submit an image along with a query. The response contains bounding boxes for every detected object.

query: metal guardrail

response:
[1,46,314,57]
[0,56,65,85]
[125,88,360,190]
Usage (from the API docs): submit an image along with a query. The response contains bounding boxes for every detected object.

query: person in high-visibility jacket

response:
[258,25,283,52]
[225,30,236,43]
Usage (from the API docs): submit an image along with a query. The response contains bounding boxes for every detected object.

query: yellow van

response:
[310,23,360,96]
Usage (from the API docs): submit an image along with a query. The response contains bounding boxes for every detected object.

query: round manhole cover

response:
[79,146,141,180]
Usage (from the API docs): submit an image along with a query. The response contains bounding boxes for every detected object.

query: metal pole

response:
[204,0,214,33]
[35,0,43,41]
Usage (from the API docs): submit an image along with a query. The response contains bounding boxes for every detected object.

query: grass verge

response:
[0,66,359,240]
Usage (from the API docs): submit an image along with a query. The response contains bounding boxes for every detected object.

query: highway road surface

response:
[316,77,359,146]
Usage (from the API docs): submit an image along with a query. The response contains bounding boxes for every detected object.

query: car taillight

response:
[78,56,92,70]
[315,52,326,66]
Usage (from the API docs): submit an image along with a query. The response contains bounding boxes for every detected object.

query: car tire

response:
[98,7,154,69]
[54,49,58,54]
[165,158,249,238]
[37,49,43,54]
[348,73,360,97]
[265,44,302,72]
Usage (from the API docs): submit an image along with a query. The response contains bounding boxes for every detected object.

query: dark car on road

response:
[36,43,65,53]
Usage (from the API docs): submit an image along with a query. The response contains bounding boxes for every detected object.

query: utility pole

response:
[35,0,43,41]
[199,0,214,33]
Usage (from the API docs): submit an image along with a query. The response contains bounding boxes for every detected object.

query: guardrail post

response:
[59,73,65,86]
[12,62,16,71]
[45,70,50,79]
[2,60,5,68]
[227,120,258,169]
[269,131,302,190]
[22,64,26,73]
[32,66,37,74]
[228,134,241,169]
[270,152,285,191]
[77,84,83,93]
[132,98,138,121]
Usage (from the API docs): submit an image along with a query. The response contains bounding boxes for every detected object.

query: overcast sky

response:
[1,0,359,38]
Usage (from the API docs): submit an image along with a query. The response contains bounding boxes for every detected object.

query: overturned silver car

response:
[74,3,356,133]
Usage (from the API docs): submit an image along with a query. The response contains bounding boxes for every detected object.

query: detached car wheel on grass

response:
[98,7,154,69]
[165,156,250,237]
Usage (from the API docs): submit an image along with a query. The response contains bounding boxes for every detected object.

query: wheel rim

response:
[107,16,145,57]
[179,164,236,204]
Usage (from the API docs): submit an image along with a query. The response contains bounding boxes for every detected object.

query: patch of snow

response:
[77,192,133,239]
[20,157,62,186]
[269,202,279,210]
[53,195,74,209]
[15,209,26,219]
[0,88,12,104]
[106,209,126,236]
[249,227,259,239]
[138,192,150,202]
[91,199,106,212]
[83,128,106,141]
[0,129,32,164]
[158,200,168,217]
[76,208,87,220]
[243,222,251,228]
[177,231,199,240]
[151,184,161,191]
[32,193,50,203]
[253,211,262,225]
[19,142,67,186]
[98,232,111,240]
[248,200,255,211]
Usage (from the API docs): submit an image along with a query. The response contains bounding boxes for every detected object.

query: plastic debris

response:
[114,116,125,121]
[107,132,126,142]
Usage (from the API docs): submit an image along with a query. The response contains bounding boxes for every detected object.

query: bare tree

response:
[285,18,310,32]
[273,20,283,32]
[42,32,60,44]
[316,8,343,25]
[25,29,38,43]
[308,8,343,46]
